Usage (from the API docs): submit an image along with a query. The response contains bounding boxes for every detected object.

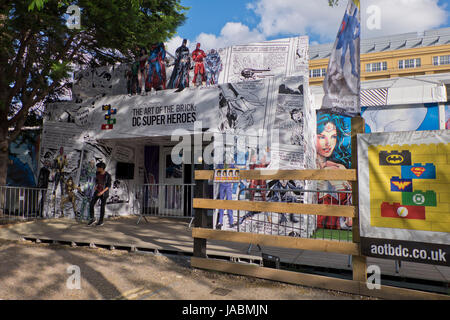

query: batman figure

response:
[168,39,191,91]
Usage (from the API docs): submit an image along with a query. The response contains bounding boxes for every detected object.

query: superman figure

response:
[146,42,167,91]
[336,6,360,78]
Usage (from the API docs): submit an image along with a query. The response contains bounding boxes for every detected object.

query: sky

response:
[166,0,450,54]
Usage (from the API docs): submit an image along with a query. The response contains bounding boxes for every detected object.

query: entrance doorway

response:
[159,147,184,216]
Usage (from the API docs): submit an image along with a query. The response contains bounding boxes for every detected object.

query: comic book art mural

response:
[218,36,308,84]
[361,103,440,133]
[72,36,308,98]
[7,130,41,187]
[212,74,316,238]
[40,99,133,218]
[315,111,352,230]
[321,0,361,116]
[358,130,450,266]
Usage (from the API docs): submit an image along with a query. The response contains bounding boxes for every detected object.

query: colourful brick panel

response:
[401,163,436,180]
[402,190,437,207]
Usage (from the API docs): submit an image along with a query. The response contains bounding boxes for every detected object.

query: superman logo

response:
[411,167,425,177]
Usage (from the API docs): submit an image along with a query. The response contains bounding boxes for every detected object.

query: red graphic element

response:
[392,181,411,190]
[411,167,425,177]
[101,124,113,130]
[380,202,426,220]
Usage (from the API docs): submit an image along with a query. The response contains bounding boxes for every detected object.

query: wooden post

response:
[351,116,367,282]
[193,169,208,258]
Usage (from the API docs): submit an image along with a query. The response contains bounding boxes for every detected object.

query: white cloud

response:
[248,0,448,42]
[193,22,266,51]
[168,0,448,52]
[361,0,448,38]
[167,22,266,54]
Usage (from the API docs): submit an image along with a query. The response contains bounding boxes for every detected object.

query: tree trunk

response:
[0,126,7,217]
[0,127,8,187]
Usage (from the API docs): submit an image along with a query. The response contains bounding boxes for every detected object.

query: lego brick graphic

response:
[402,190,437,207]
[101,104,117,130]
[379,150,412,166]
[401,163,436,179]
[381,202,426,220]
[390,177,413,192]
[101,124,113,130]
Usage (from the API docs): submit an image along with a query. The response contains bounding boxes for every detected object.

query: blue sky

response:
[166,0,450,53]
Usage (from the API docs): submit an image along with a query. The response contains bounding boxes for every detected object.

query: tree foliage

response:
[0,0,187,185]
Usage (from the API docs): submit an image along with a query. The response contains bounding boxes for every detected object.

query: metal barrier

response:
[134,184,195,222]
[234,186,353,242]
[0,186,49,222]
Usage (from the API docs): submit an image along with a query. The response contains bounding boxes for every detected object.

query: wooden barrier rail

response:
[195,169,357,181]
[193,199,356,217]
[192,228,359,255]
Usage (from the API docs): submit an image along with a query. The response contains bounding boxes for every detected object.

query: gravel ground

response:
[0,239,374,300]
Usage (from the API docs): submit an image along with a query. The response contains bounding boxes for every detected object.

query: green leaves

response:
[28,0,47,11]
[49,60,72,82]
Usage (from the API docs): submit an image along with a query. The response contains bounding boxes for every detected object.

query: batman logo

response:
[386,155,404,164]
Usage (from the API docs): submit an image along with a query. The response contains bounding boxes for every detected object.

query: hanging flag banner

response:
[321,0,361,117]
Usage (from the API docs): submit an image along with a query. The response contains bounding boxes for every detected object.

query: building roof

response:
[310,72,449,107]
[310,27,450,60]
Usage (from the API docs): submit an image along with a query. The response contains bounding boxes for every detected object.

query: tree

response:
[0,0,187,186]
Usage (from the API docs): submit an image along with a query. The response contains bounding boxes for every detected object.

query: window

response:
[310,68,327,78]
[366,62,387,72]
[398,58,421,69]
[433,55,450,66]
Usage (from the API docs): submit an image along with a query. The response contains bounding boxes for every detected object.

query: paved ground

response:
[1,217,448,284]
[0,239,373,300]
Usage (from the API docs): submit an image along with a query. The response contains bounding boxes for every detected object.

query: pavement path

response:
[0,239,372,300]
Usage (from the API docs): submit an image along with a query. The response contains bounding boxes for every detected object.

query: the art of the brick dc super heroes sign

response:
[358,130,450,266]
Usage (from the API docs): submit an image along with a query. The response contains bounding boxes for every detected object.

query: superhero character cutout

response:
[192,43,206,87]
[168,39,191,91]
[205,49,222,86]
[146,42,167,91]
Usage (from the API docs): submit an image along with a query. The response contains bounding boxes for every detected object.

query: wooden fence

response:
[191,117,449,300]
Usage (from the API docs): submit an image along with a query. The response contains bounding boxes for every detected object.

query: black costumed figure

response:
[37,160,51,217]
[268,180,300,224]
[168,39,191,91]
[52,147,68,200]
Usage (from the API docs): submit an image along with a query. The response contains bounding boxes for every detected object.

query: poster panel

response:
[7,130,40,187]
[315,111,353,231]
[358,130,450,266]
[321,0,361,116]
[361,103,440,133]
